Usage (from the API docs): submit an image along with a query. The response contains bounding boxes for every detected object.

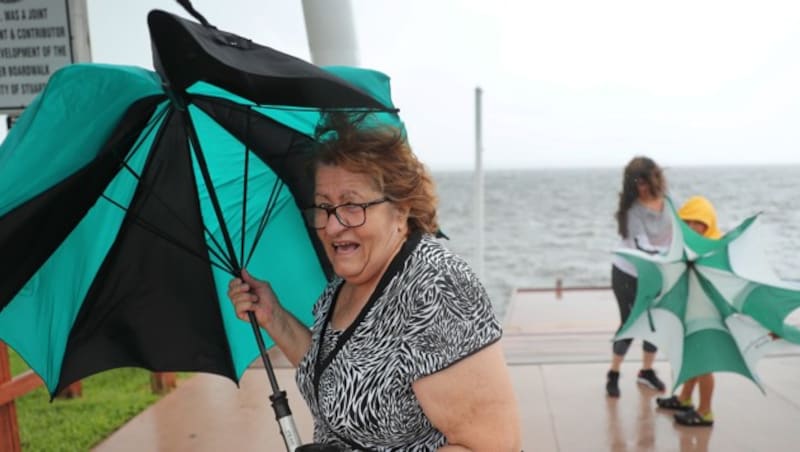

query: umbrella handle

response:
[271,390,303,451]
[246,312,304,451]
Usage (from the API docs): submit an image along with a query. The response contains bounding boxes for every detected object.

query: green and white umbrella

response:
[615,201,800,392]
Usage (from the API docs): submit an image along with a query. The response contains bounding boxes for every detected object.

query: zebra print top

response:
[295,232,502,451]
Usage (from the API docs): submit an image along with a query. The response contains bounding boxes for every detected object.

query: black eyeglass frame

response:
[303,198,389,229]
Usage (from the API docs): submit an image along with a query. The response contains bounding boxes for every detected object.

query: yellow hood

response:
[678,196,722,239]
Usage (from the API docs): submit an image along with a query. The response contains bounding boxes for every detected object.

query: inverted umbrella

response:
[614,200,800,392]
[0,6,396,451]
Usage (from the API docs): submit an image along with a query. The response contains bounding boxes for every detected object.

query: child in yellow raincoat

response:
[655,195,722,426]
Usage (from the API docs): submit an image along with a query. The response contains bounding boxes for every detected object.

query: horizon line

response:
[428,162,800,172]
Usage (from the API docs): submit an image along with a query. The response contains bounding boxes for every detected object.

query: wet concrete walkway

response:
[92,287,800,451]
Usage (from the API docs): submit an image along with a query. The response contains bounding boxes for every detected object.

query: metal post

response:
[474,87,485,279]
[556,278,563,299]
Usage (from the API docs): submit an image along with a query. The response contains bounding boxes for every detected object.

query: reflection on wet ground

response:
[93,288,800,451]
[505,288,800,452]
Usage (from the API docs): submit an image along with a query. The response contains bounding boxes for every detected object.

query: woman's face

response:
[314,165,408,287]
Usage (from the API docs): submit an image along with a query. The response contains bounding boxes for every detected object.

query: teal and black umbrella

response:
[0,6,396,450]
[614,200,800,392]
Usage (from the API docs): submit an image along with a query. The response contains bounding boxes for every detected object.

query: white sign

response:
[0,0,73,112]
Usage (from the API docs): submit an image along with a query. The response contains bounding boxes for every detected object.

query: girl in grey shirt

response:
[606,156,671,398]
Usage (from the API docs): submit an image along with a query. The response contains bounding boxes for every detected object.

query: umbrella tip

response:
[175,0,214,28]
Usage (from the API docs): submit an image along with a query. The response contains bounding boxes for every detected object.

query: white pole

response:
[301,0,359,66]
[68,0,92,62]
[474,87,484,279]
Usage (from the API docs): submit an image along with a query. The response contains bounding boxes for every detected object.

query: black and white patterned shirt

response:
[295,233,502,451]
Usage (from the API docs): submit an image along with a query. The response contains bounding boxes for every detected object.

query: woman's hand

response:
[228,269,279,328]
[227,269,313,367]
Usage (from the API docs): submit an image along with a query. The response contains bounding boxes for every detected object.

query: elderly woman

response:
[228,120,521,451]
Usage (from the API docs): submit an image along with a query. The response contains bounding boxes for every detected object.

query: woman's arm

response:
[412,341,521,452]
[228,269,312,366]
[262,303,313,366]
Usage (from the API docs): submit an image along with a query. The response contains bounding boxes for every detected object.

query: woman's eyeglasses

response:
[302,198,389,229]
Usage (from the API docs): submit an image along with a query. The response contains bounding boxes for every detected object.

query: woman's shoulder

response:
[402,235,487,303]
[411,234,470,271]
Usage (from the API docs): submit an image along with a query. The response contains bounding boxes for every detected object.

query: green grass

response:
[8,349,185,452]
[9,347,27,376]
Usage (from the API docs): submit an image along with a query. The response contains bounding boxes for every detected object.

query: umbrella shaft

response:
[247,311,281,393]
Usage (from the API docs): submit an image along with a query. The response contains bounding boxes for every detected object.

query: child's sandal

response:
[656,395,693,411]
[674,409,714,427]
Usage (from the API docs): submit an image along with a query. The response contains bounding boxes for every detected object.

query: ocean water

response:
[432,166,800,317]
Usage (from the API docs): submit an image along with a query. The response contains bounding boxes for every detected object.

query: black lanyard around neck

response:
[310,232,422,450]
[311,282,378,452]
[311,231,421,394]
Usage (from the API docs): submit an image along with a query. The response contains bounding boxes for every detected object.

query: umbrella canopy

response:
[615,200,800,391]
[0,9,398,397]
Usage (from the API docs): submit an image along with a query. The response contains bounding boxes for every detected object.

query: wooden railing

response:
[0,342,176,452]
[0,343,22,452]
[515,278,611,299]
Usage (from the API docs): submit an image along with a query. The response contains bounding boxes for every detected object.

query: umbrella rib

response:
[244,179,283,269]
[189,96,291,269]
[106,104,238,276]
[99,193,234,274]
[122,104,170,167]
[113,160,237,275]
[240,108,251,268]
[183,110,241,274]
[193,93,391,114]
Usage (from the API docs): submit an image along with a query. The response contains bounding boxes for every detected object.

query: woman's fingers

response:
[241,269,269,292]
[228,271,273,326]
[231,295,259,318]
[227,280,250,297]
[235,295,256,305]
[233,300,257,320]
[231,291,257,306]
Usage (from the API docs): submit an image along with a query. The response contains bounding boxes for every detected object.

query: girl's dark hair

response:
[310,112,439,235]
[615,156,666,238]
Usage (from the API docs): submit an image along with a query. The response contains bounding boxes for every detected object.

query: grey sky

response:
[4,0,800,170]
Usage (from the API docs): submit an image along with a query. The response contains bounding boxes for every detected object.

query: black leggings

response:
[611,266,657,356]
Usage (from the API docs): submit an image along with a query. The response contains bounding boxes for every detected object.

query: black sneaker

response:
[637,369,666,392]
[656,395,694,411]
[606,370,620,398]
